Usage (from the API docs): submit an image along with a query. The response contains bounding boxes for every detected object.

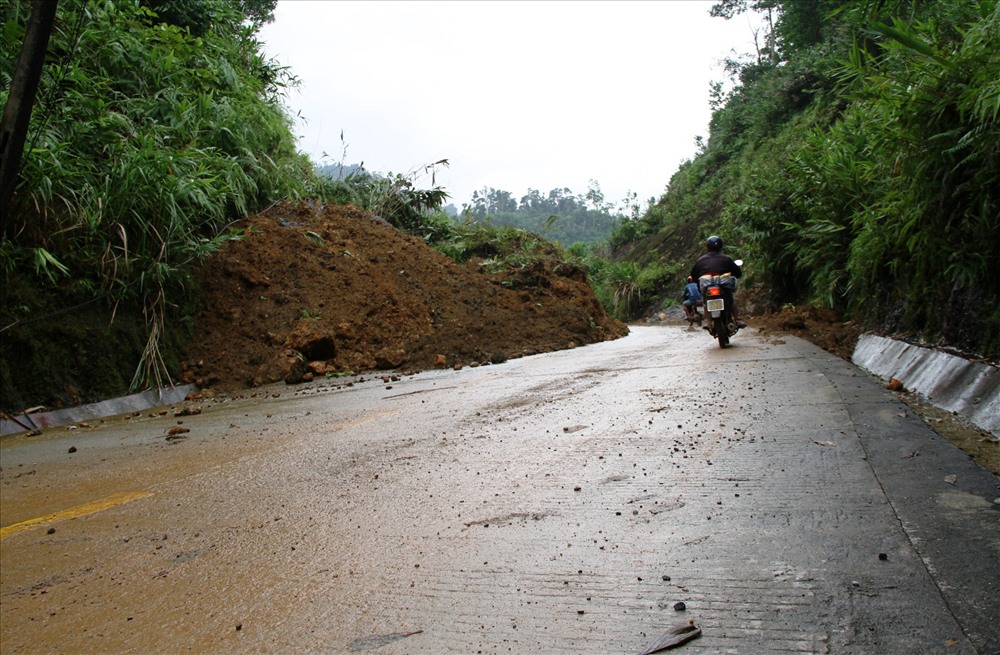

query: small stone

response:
[68,446,77,453]
[662,575,671,582]
[47,527,56,535]
[878,553,888,561]
[673,601,686,611]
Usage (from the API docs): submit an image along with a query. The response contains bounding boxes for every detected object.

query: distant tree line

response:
[460,182,623,246]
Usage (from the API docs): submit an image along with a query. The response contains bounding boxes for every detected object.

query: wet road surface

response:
[2,326,998,654]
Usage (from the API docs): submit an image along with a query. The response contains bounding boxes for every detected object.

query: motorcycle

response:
[684,303,704,327]
[698,259,743,348]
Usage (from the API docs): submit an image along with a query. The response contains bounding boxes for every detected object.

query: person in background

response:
[681,275,702,323]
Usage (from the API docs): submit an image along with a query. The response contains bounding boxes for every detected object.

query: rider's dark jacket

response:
[690,251,742,280]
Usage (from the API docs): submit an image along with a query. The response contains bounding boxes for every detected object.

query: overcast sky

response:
[258,1,762,212]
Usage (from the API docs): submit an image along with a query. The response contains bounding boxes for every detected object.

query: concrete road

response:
[2,326,998,654]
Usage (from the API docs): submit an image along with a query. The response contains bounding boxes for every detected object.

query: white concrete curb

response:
[1,384,196,436]
[852,334,999,436]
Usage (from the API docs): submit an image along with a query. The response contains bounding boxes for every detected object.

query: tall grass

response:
[1,0,308,389]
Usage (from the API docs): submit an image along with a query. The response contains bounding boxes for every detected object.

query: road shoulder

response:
[793,339,1000,654]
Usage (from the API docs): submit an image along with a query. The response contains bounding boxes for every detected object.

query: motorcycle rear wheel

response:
[714,317,729,348]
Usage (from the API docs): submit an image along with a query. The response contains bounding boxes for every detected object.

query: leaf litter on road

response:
[347,629,423,651]
[638,620,702,654]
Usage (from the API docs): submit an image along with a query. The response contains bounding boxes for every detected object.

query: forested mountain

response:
[460,184,623,246]
[611,0,999,357]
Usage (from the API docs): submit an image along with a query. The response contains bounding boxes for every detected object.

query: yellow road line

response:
[0,491,151,541]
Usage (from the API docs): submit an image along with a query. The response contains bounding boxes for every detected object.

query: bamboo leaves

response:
[705,0,1000,353]
[32,247,69,282]
[2,0,302,390]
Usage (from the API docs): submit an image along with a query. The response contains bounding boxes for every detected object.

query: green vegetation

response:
[611,0,1000,357]
[433,223,571,286]
[312,159,454,241]
[561,246,677,321]
[0,0,308,409]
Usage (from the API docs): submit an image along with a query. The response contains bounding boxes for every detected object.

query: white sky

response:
[258,1,762,212]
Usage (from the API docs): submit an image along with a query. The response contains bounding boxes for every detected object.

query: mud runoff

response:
[182,201,628,394]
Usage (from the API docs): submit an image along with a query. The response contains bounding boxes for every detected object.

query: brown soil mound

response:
[182,202,628,392]
[751,304,862,362]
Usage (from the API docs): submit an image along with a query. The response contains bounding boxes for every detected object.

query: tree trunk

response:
[0,0,59,230]
[768,7,777,65]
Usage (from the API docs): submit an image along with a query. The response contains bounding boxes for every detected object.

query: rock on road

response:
[1,326,998,654]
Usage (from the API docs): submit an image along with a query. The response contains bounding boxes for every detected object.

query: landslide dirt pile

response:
[751,305,862,362]
[183,201,628,391]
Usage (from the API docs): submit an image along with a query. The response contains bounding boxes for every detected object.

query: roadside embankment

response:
[852,334,999,437]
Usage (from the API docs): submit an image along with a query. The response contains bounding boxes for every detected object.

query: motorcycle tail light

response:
[707,287,722,297]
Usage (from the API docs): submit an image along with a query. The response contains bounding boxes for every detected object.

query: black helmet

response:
[706,235,723,252]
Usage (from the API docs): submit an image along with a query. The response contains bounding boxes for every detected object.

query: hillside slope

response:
[608,1,999,360]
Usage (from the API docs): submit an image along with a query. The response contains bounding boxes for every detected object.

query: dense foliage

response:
[0,0,311,405]
[612,0,1000,357]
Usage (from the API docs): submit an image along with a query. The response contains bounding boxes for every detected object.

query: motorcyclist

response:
[690,235,746,328]
[680,276,702,322]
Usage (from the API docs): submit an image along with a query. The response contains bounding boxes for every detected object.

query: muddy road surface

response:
[2,326,998,654]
